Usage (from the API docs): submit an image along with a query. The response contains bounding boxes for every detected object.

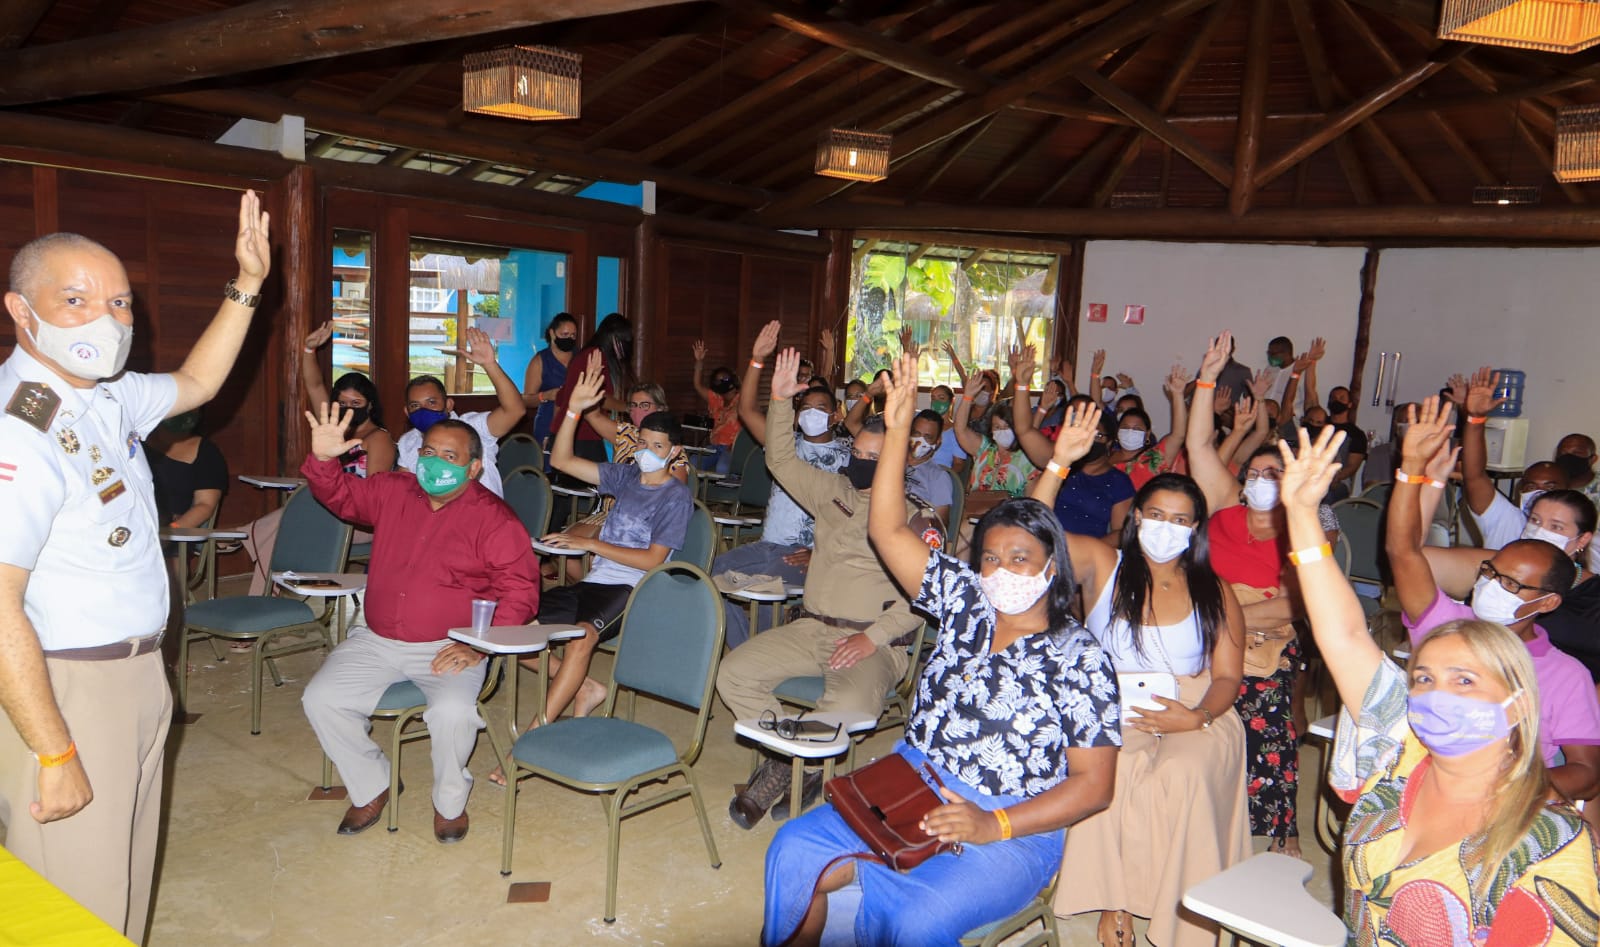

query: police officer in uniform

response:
[0,191,270,942]
[718,347,933,829]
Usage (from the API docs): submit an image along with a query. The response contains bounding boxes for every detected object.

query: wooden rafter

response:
[583,11,724,109]
[0,0,55,49]
[974,117,1066,201]
[1285,0,1375,205]
[0,0,698,105]
[746,0,990,93]
[380,148,421,168]
[518,169,561,189]
[1073,66,1234,188]
[1229,0,1272,215]
[908,115,998,204]
[1038,126,1134,206]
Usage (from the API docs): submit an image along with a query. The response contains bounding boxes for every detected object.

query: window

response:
[846,246,1060,389]
[330,229,372,382]
[406,238,568,395]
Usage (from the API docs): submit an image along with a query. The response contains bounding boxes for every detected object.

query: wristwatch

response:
[224,278,262,308]
[1197,707,1214,730]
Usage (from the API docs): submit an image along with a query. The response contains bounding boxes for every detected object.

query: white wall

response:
[1079,242,1368,436]
[1363,247,1600,460]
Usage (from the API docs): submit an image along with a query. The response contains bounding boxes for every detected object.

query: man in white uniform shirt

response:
[0,191,271,943]
[395,325,525,497]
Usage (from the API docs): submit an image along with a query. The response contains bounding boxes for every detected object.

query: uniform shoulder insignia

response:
[906,494,947,549]
[5,382,60,433]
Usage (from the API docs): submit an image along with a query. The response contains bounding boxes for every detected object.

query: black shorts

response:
[537,581,633,642]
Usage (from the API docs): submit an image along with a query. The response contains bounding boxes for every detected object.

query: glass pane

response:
[330,229,372,381]
[846,250,1058,389]
[406,238,568,396]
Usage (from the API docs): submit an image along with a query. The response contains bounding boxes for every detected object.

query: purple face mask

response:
[1407,688,1520,757]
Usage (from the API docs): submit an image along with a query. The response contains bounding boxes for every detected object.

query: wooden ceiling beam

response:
[583,10,725,109]
[974,116,1066,201]
[518,169,562,189]
[1014,95,1128,125]
[1253,46,1467,191]
[1073,66,1234,188]
[380,148,421,168]
[1286,0,1374,205]
[457,160,495,179]
[151,89,772,208]
[0,0,55,50]
[908,115,998,204]
[0,0,699,106]
[1037,126,1131,206]
[905,244,932,266]
[1361,122,1437,202]
[745,0,991,93]
[306,134,344,158]
[1229,0,1271,215]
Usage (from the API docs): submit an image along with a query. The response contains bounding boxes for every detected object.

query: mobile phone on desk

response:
[292,578,342,589]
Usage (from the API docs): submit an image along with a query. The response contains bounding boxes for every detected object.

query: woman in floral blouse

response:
[762,351,1121,947]
[1282,426,1600,946]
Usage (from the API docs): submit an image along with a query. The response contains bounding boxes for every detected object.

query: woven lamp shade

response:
[463,46,581,121]
[1438,0,1600,53]
[1555,104,1600,181]
[815,129,891,182]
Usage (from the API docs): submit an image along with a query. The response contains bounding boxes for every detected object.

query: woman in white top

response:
[1033,435,1249,947]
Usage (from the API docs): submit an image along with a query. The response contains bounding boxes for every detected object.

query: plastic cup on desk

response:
[470,599,498,634]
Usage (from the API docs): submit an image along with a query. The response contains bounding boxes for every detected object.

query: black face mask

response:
[341,405,370,431]
[1328,400,1349,415]
[1082,441,1109,464]
[1302,423,1324,439]
[552,336,577,353]
[711,377,736,395]
[845,456,878,491]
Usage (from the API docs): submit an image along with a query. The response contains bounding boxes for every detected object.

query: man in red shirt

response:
[299,404,539,842]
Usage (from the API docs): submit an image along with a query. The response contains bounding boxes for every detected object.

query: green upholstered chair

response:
[496,433,544,478]
[503,465,554,540]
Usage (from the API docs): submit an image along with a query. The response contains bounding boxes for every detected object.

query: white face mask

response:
[1471,574,1549,626]
[993,428,1016,450]
[797,408,833,438]
[1117,428,1148,451]
[1521,520,1572,554]
[1243,477,1280,511]
[978,563,1054,615]
[1520,489,1547,516]
[973,391,992,407]
[634,446,672,474]
[911,436,936,460]
[21,297,133,381]
[1138,518,1194,563]
[844,397,861,413]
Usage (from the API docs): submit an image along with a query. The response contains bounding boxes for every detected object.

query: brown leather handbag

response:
[824,754,959,872]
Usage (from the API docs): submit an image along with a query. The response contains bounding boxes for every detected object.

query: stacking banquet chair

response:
[959,864,1062,947]
[503,465,554,539]
[500,562,725,923]
[497,432,544,478]
[180,486,352,734]
[773,621,931,770]
[710,447,771,550]
[670,499,717,572]
[703,429,759,506]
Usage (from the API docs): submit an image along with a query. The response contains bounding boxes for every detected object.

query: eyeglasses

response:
[758,709,841,743]
[1478,560,1556,597]
[1244,468,1284,482]
[627,401,660,411]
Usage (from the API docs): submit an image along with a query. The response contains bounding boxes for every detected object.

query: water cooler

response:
[1485,368,1527,470]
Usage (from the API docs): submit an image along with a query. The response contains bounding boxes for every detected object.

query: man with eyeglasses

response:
[716,347,930,831]
[1388,399,1600,809]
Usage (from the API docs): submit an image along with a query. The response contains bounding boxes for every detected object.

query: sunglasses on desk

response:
[759,709,841,743]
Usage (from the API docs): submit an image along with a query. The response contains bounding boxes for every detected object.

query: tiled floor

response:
[121,586,1346,945]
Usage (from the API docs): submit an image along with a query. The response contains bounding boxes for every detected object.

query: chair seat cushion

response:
[376,680,426,713]
[511,717,677,785]
[349,541,373,559]
[774,676,824,705]
[185,596,317,634]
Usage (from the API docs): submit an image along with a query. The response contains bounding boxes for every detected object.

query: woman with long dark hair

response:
[521,311,578,446]
[1035,462,1249,947]
[552,312,634,465]
[762,354,1120,947]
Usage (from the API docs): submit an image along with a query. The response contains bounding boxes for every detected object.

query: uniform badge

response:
[91,466,115,486]
[88,444,102,463]
[126,431,138,459]
[56,429,80,455]
[98,480,126,504]
[108,527,131,547]
[920,527,944,551]
[5,382,59,433]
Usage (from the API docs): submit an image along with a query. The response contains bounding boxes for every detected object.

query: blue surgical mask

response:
[635,446,671,474]
[1408,688,1521,757]
[408,407,449,433]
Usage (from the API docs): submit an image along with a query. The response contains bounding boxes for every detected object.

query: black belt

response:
[797,608,877,632]
[46,634,163,661]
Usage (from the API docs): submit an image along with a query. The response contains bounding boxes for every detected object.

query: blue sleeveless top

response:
[531,346,569,441]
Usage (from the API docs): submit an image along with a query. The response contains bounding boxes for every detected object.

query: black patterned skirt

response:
[1234,637,1299,841]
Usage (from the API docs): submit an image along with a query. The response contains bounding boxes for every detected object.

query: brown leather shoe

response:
[434,807,469,843]
[728,759,789,831]
[337,788,391,836]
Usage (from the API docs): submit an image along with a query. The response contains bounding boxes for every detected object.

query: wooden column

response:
[280,164,317,470]
[30,165,56,234]
[1347,246,1381,426]
[631,216,657,385]
[1056,241,1087,379]
[819,229,853,361]
[1230,0,1272,216]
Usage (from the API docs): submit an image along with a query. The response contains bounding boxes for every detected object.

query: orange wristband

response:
[1288,543,1333,566]
[1394,470,1432,487]
[1194,381,1216,389]
[749,360,764,370]
[993,807,1013,841]
[1467,415,1488,425]
[36,742,76,768]
[564,410,579,422]
[1045,461,1070,480]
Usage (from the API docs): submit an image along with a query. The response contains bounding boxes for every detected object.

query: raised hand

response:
[691,340,707,363]
[304,321,335,351]
[234,189,271,282]
[1446,372,1469,406]
[1279,425,1347,513]
[1292,351,1314,373]
[1164,362,1191,400]
[940,340,967,380]
[1464,366,1505,417]
[866,373,886,398]
[570,359,607,414]
[1306,337,1326,362]
[461,326,497,366]
[882,352,919,431]
[1089,349,1106,378]
[897,325,916,356]
[1011,345,1037,387]
[1214,384,1234,410]
[1234,394,1259,428]
[1249,368,1272,400]
[1425,441,1461,484]
[772,347,805,399]
[305,402,363,462]
[1052,402,1103,468]
[1401,396,1454,467]
[1199,332,1231,382]
[819,328,836,357]
[1115,372,1134,389]
[752,320,781,361]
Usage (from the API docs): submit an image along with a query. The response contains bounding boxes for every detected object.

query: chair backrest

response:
[669,500,716,571]
[497,433,543,476]
[682,464,699,497]
[736,447,772,510]
[502,465,553,539]
[1332,497,1385,585]
[610,563,726,761]
[1359,480,1392,505]
[943,464,965,538]
[729,429,759,480]
[271,487,353,574]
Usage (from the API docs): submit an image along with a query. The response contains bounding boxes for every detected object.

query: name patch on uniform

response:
[98,480,126,504]
[831,498,855,517]
[5,382,59,433]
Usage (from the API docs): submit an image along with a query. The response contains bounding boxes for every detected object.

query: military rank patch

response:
[108,527,131,547]
[56,428,80,454]
[921,526,944,551]
[5,382,59,433]
[98,480,126,504]
[88,444,102,463]
[91,466,114,486]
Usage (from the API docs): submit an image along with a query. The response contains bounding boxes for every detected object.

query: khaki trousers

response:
[716,617,909,722]
[0,650,172,944]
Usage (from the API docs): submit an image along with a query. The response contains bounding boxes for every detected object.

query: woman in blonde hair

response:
[1281,425,1599,945]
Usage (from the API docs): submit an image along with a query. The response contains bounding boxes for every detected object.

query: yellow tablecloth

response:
[0,845,131,945]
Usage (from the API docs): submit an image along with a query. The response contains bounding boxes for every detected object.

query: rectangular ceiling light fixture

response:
[463,46,581,121]
[1439,0,1600,53]
[815,129,892,182]
[1555,103,1600,181]
[1471,184,1543,204]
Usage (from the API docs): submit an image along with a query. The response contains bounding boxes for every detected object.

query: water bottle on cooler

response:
[1492,370,1524,418]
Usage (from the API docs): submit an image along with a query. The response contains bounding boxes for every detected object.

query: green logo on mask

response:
[416,455,468,496]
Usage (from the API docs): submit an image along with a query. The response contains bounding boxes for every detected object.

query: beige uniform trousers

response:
[716,617,910,722]
[0,650,172,943]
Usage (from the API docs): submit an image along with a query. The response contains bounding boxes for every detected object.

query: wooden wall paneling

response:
[376,204,412,422]
[0,163,39,347]
[280,164,317,468]
[31,165,56,233]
